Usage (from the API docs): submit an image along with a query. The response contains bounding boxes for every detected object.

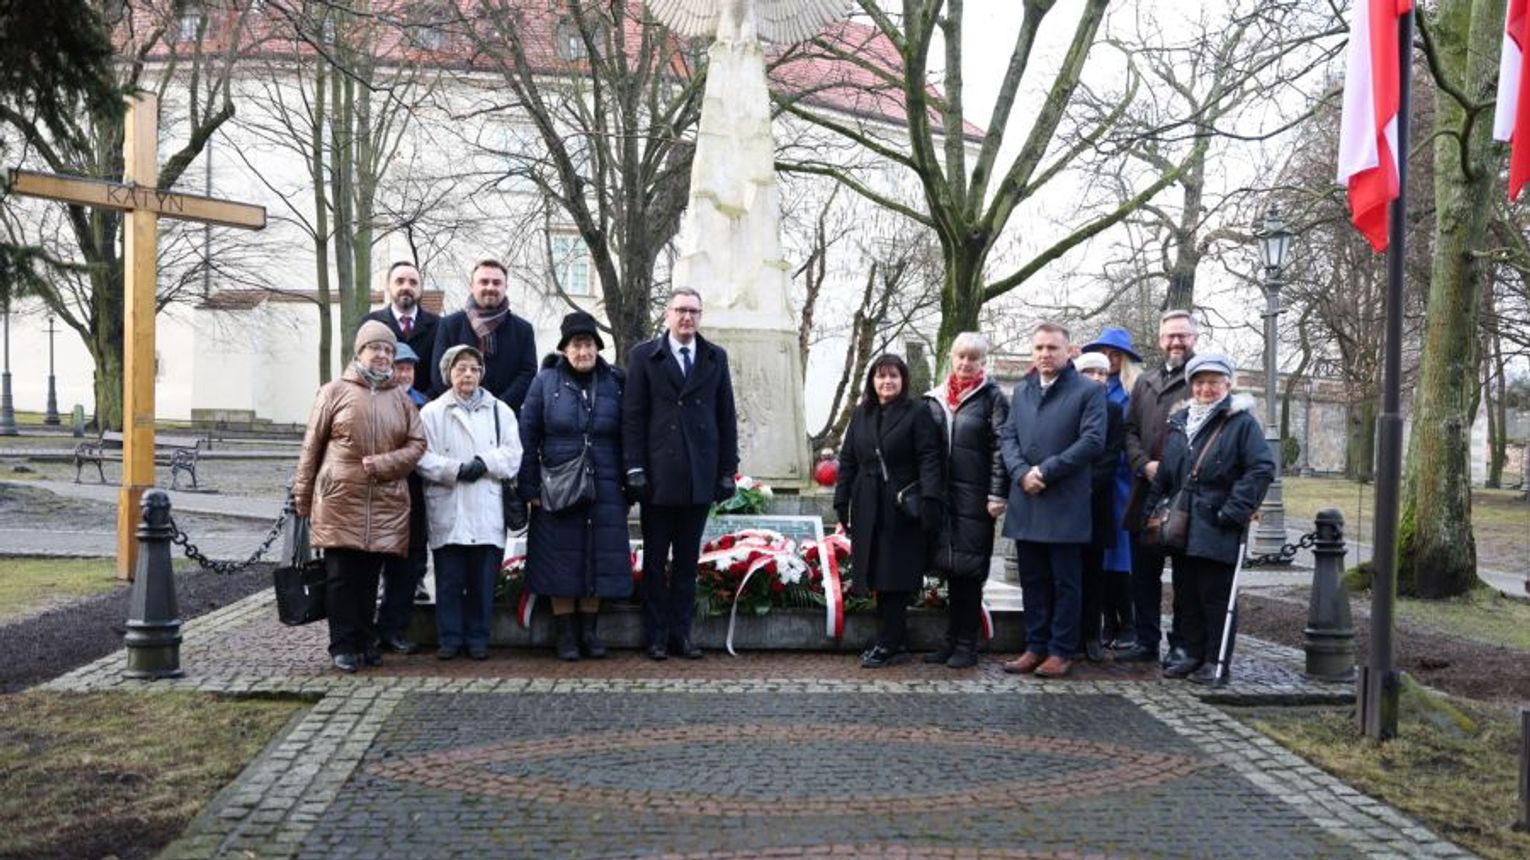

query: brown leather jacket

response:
[292,365,427,555]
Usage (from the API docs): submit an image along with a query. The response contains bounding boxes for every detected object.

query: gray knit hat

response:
[439,344,484,382]
[353,319,397,357]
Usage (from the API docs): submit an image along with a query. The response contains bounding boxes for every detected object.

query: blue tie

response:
[680,346,692,377]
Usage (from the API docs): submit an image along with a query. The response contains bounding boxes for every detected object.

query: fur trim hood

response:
[1167,392,1256,426]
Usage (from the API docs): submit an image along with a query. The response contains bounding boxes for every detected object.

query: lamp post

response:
[0,299,17,436]
[1251,205,1292,559]
[44,314,60,426]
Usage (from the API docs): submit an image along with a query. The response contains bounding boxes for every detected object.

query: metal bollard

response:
[124,490,184,679]
[1304,508,1355,681]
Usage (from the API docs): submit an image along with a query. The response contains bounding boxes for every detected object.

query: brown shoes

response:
[1002,651,1044,675]
[1034,655,1072,678]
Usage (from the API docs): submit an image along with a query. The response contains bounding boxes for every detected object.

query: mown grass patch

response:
[1394,586,1530,651]
[0,691,304,860]
[1230,701,1530,860]
[0,557,122,622]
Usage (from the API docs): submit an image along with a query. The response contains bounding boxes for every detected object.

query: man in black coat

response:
[1117,309,1198,665]
[429,259,537,412]
[621,287,740,661]
[361,261,440,401]
[997,323,1106,679]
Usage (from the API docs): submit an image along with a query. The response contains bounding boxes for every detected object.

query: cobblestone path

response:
[45,590,1475,860]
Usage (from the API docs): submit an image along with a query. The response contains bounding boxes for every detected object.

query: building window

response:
[554,18,587,60]
[176,13,203,42]
[549,232,592,297]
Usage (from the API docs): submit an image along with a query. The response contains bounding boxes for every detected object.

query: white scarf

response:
[1185,395,1227,443]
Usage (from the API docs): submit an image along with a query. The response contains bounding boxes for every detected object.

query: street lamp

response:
[44,314,60,425]
[0,300,16,436]
[1252,205,1292,559]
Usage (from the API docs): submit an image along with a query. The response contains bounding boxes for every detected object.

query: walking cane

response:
[1211,537,1249,686]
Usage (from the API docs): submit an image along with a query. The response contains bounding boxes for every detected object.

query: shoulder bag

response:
[273,516,327,626]
[1143,418,1226,553]
[874,445,921,520]
[539,377,599,513]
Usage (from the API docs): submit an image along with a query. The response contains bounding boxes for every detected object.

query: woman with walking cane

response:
[1143,353,1274,685]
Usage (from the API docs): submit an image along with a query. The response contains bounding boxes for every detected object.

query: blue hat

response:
[393,342,420,365]
[1080,327,1142,363]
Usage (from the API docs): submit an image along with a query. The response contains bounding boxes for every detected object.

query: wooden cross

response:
[6,94,266,578]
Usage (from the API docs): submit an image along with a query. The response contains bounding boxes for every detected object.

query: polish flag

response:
[1336,0,1412,252]
[1495,0,1530,199]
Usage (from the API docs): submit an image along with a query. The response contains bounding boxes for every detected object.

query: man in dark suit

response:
[621,286,740,661]
[362,261,440,401]
[429,259,537,411]
[997,322,1106,679]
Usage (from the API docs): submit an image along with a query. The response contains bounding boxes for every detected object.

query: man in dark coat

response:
[998,322,1106,679]
[1117,309,1198,664]
[362,261,440,401]
[429,259,537,412]
[621,287,739,660]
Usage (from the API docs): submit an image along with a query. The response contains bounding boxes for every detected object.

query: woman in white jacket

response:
[417,344,522,660]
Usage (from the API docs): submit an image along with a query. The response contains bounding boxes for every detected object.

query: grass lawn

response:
[0,557,123,622]
[0,691,305,860]
[1394,586,1530,651]
[1282,476,1530,572]
[1230,702,1530,860]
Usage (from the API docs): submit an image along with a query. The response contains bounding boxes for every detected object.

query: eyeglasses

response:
[1162,333,1195,342]
[452,365,484,374]
[669,306,702,316]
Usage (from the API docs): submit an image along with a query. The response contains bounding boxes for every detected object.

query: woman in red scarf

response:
[919,332,1010,668]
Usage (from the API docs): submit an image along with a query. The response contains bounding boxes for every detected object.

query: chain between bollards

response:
[1245,529,1318,567]
[167,493,294,574]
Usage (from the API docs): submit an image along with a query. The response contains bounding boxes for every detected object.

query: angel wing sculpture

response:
[647,0,850,44]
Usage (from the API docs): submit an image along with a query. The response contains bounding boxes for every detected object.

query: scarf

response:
[466,295,511,356]
[451,387,486,411]
[352,360,393,390]
[1185,395,1226,444]
[945,371,985,410]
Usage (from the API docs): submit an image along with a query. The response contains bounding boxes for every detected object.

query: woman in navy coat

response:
[518,312,631,660]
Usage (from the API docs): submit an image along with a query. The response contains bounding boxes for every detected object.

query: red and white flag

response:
[1336,0,1413,252]
[1496,0,1530,199]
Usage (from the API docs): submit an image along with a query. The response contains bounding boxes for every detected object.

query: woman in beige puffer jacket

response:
[292,320,427,673]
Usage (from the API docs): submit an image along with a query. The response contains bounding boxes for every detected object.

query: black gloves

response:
[714,474,737,503]
[921,498,944,536]
[625,469,649,504]
[457,456,488,483]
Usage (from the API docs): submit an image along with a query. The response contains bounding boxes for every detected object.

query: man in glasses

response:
[1117,309,1200,667]
[621,287,740,661]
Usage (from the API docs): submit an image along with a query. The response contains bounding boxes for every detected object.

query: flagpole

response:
[1365,5,1413,742]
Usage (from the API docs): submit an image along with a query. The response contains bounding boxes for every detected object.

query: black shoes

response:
[554,614,581,662]
[381,635,417,655]
[1113,643,1159,663]
[467,645,489,661]
[1188,662,1229,686]
[1162,645,1191,670]
[945,640,978,669]
[1083,639,1106,663]
[923,640,956,664]
[1162,654,1204,679]
[669,638,704,660]
[362,649,383,668]
[579,613,608,659]
[646,643,668,661]
[860,644,911,668]
[332,653,359,673]
[436,645,461,660]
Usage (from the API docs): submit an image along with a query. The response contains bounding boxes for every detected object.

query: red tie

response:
[400,315,413,337]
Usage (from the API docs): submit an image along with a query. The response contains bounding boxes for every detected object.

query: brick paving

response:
[39,586,1479,860]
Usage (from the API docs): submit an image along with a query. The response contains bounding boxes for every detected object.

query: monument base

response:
[709,325,810,487]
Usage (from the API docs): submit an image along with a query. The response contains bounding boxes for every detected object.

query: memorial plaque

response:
[703,514,824,544]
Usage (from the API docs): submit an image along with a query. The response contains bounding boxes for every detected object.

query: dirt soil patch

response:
[1240,590,1530,708]
[0,561,273,693]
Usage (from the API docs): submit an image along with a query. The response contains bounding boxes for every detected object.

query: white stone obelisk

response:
[646,0,851,485]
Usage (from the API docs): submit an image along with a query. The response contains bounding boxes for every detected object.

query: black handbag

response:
[539,377,598,513]
[875,446,921,520]
[493,406,528,532]
[273,518,326,626]
[1144,418,1226,553]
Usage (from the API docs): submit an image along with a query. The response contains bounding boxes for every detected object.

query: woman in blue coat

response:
[518,312,631,661]
[1081,327,1142,648]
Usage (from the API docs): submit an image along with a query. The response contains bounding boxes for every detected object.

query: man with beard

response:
[429,259,537,412]
[363,261,439,400]
[1116,309,1199,665]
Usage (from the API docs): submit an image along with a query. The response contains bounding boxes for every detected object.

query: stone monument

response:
[646,0,850,486]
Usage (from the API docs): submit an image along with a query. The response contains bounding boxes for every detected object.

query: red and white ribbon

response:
[979,599,994,642]
[517,590,537,629]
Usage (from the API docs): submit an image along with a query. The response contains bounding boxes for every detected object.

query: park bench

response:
[74,430,207,489]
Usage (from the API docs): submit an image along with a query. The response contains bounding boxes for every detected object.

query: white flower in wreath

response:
[776,554,808,586]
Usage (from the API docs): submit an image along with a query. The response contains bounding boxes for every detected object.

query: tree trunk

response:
[1347,397,1377,482]
[331,66,358,347]
[1398,0,1502,597]
[312,59,333,384]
